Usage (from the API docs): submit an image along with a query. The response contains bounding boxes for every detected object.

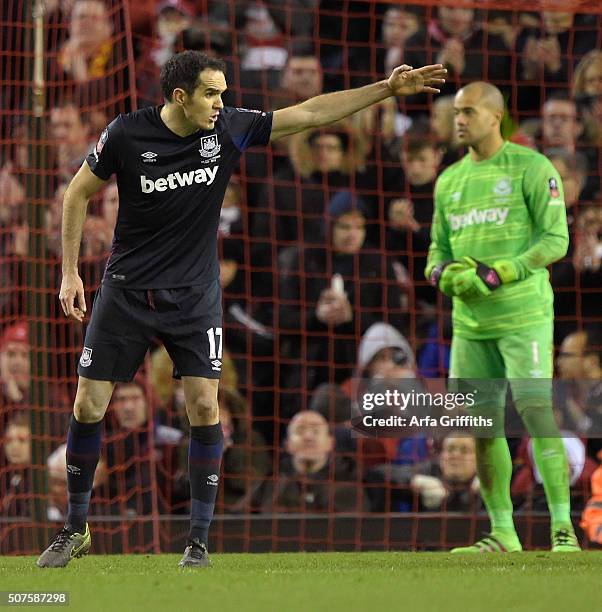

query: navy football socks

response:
[188,423,224,545]
[65,415,102,533]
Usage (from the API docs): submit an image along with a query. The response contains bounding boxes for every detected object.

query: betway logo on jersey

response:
[448,207,509,231]
[140,166,218,193]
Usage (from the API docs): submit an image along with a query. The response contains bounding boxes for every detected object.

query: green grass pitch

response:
[2,552,601,612]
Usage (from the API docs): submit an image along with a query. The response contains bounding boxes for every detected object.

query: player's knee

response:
[73,389,110,422]
[186,394,219,423]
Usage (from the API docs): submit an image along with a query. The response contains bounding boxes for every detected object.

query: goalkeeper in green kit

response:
[425,81,579,553]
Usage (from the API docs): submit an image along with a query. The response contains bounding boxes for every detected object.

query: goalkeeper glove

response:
[452,256,520,300]
[427,260,471,297]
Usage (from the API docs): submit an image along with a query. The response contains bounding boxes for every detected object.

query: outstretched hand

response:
[387,64,447,96]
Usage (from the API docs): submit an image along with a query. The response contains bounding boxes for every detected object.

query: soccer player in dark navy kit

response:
[37,51,445,568]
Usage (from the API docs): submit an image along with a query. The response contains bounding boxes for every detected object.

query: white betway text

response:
[140,166,218,193]
[448,206,509,231]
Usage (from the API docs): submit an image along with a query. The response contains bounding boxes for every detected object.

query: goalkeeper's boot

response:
[178,538,211,568]
[37,523,91,568]
[551,524,581,552]
[451,532,522,553]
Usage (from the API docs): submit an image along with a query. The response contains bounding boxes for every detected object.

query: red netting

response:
[1,0,601,554]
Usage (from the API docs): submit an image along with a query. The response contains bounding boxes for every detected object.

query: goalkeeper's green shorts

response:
[449,322,553,411]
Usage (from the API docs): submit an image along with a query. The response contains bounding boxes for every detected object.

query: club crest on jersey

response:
[199,135,221,158]
[493,177,512,196]
[79,347,93,367]
[549,177,560,198]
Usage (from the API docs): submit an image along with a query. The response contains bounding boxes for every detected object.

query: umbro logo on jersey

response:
[141,151,158,162]
[448,207,509,231]
[211,359,222,371]
[207,474,219,486]
[140,166,219,193]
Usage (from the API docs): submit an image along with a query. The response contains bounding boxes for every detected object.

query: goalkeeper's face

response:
[453,90,500,148]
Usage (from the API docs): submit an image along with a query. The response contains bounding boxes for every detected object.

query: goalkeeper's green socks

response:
[452,437,522,553]
[518,401,580,550]
[530,437,571,526]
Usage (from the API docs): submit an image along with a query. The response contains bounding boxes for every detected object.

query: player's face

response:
[184,69,227,131]
[4,424,31,465]
[112,384,148,430]
[453,91,499,147]
[440,435,476,483]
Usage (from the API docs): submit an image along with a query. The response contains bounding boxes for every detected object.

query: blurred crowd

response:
[1,1,602,545]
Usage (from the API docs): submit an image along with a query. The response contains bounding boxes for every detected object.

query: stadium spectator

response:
[56,0,113,83]
[0,161,27,318]
[1,412,31,516]
[213,1,288,71]
[355,322,430,469]
[49,101,93,184]
[347,6,423,87]
[252,127,365,254]
[516,11,597,112]
[512,434,595,513]
[547,149,589,210]
[150,0,194,69]
[278,191,405,409]
[254,410,364,513]
[273,47,324,107]
[580,454,602,547]
[572,50,602,99]
[214,387,270,511]
[366,431,482,513]
[430,95,462,167]
[540,95,582,155]
[46,442,107,522]
[555,326,602,459]
[106,379,183,515]
[547,153,599,342]
[403,7,511,99]
[101,181,119,234]
[219,234,275,432]
[0,322,30,406]
[386,127,442,306]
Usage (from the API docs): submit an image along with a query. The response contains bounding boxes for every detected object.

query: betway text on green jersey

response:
[426,141,569,339]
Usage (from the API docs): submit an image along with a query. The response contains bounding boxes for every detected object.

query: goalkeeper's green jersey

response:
[426,141,569,339]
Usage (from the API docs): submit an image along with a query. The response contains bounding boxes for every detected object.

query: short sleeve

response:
[86,115,124,180]
[223,107,273,151]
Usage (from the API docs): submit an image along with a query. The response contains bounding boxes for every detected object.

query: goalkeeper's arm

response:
[454,158,570,297]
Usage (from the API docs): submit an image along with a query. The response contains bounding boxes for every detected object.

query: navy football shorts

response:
[77,281,223,381]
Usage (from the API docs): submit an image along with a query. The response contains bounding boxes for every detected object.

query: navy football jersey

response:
[86,106,273,288]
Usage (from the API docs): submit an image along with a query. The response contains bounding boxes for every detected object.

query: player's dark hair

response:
[160,51,226,102]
